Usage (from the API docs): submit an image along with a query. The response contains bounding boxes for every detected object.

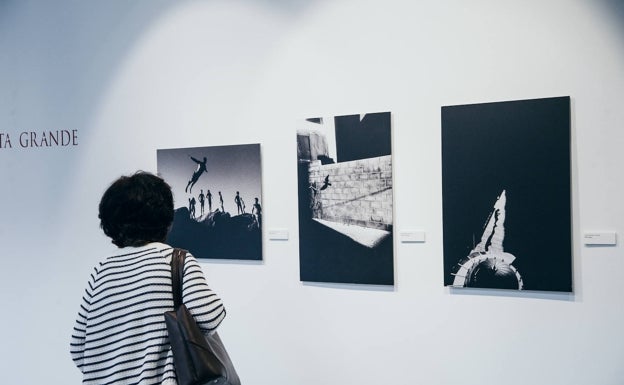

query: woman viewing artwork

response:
[69,171,226,385]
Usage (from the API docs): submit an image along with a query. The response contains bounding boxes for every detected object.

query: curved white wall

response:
[1,1,623,384]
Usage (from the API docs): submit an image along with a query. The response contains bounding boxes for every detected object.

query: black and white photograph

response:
[157,143,263,260]
[442,96,572,292]
[297,112,394,285]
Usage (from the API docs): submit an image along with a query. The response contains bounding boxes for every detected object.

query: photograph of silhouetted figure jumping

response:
[320,175,331,190]
[185,155,207,193]
[296,112,394,285]
[157,143,263,260]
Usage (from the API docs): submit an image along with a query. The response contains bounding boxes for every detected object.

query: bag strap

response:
[170,248,187,310]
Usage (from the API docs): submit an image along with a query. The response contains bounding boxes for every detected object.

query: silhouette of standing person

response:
[218,191,224,212]
[185,156,207,193]
[198,190,205,216]
[189,197,196,219]
[234,191,244,214]
[207,189,213,212]
[252,197,262,228]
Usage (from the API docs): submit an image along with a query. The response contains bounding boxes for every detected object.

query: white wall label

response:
[399,231,426,243]
[583,232,617,246]
[268,228,289,241]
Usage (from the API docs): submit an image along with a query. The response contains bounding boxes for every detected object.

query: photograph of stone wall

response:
[308,156,392,231]
[297,112,394,285]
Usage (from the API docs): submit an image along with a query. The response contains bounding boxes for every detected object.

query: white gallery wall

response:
[1,0,623,384]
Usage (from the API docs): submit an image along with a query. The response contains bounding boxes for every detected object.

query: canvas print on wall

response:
[157,143,262,260]
[297,112,394,285]
[442,96,572,292]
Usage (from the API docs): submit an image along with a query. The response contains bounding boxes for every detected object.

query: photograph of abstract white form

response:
[296,112,394,285]
[452,190,524,289]
[442,96,572,292]
[157,143,262,260]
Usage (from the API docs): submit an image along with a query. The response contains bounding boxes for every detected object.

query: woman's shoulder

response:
[101,242,173,264]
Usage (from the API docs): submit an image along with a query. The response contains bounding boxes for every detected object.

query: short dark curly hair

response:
[98,171,174,247]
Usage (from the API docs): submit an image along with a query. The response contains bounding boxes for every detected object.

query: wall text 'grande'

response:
[0,130,78,149]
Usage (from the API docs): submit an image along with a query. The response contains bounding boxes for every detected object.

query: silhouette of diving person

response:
[320,175,331,190]
[235,191,244,214]
[218,191,224,212]
[252,197,262,227]
[198,190,205,216]
[185,156,208,193]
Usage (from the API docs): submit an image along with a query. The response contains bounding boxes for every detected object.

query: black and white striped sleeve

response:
[182,253,226,333]
[69,270,96,371]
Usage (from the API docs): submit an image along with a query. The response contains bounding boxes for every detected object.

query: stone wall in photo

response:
[308,155,392,230]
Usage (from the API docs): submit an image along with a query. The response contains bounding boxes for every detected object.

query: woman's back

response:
[70,243,225,385]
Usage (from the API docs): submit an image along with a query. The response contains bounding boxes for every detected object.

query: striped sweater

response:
[70,243,226,385]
